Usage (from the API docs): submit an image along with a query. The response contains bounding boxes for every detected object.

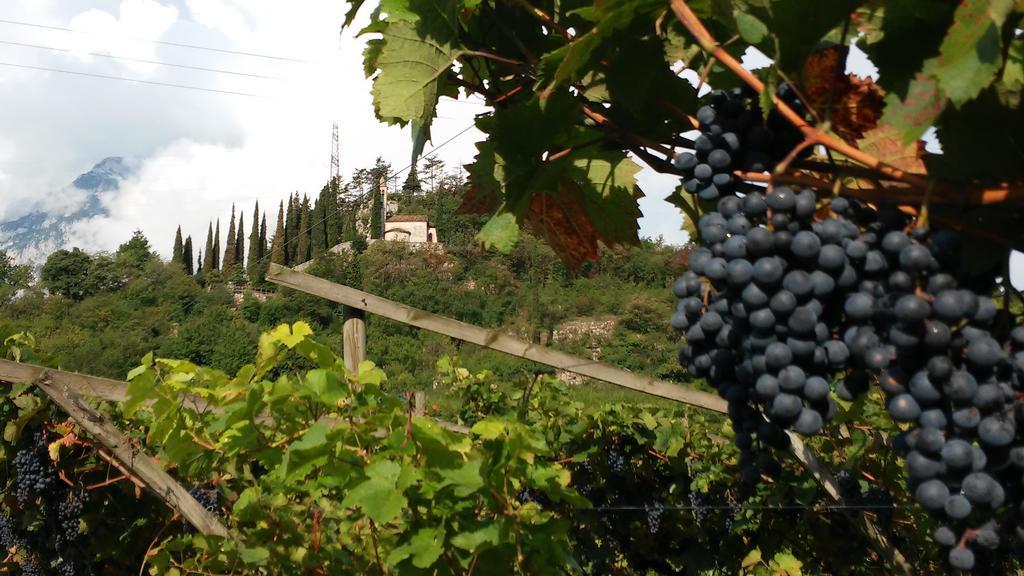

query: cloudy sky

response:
[0,0,692,261]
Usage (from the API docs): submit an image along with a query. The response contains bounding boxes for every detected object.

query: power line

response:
[0,61,273,98]
[0,18,309,63]
[0,39,285,80]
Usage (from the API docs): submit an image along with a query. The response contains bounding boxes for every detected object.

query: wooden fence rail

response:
[265,263,910,573]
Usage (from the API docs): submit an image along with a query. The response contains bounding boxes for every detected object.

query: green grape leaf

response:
[734,12,768,44]
[471,419,507,439]
[860,1,958,98]
[450,523,500,552]
[932,0,1014,106]
[771,552,803,576]
[387,527,445,568]
[342,460,407,524]
[741,548,762,569]
[371,18,455,140]
[476,213,520,254]
[437,460,484,497]
[995,32,1024,108]
[238,547,270,565]
[387,524,444,565]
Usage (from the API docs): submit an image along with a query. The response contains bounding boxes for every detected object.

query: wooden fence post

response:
[343,305,367,374]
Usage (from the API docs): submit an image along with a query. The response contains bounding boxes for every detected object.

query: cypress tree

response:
[310,189,326,258]
[402,166,422,194]
[247,202,261,281]
[297,196,311,264]
[326,177,343,247]
[285,193,299,264]
[259,214,267,259]
[370,159,388,239]
[370,184,383,240]
[196,249,203,275]
[236,210,245,269]
[223,205,237,271]
[172,226,184,265]
[270,201,286,265]
[183,236,194,275]
[213,219,221,270]
[203,223,214,271]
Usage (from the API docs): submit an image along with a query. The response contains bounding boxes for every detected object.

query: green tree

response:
[270,201,286,266]
[247,202,260,280]
[222,205,237,272]
[285,193,299,265]
[297,196,311,264]
[116,230,156,271]
[195,249,203,276]
[212,219,221,271]
[310,189,327,259]
[171,226,183,266]
[0,250,31,305]
[326,176,343,247]
[370,158,389,240]
[203,223,214,272]
[182,236,194,275]
[40,248,92,300]
[402,166,422,195]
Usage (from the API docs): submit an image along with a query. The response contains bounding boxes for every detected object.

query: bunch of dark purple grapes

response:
[673,85,807,201]
[671,181,1024,570]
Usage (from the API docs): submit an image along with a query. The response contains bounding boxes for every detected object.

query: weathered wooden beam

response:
[0,361,127,402]
[268,264,729,413]
[29,370,229,538]
[342,305,367,374]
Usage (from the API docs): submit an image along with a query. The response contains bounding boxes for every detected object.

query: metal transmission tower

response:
[330,122,340,181]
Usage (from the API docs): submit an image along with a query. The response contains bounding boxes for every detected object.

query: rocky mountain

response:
[0,157,135,263]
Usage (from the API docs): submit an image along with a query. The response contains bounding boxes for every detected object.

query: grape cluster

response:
[832,221,1024,570]
[8,431,94,575]
[188,484,221,514]
[673,86,807,201]
[688,491,712,528]
[12,433,59,505]
[0,511,43,576]
[56,492,87,547]
[671,164,1024,568]
[673,186,883,481]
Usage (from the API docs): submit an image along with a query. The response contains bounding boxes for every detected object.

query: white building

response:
[384,214,438,243]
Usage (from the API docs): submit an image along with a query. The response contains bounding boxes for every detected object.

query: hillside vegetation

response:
[0,204,687,414]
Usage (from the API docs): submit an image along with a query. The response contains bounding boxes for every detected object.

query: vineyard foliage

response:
[2,324,948,574]
[353,0,1024,265]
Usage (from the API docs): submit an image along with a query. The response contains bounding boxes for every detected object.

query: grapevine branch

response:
[667,0,1024,206]
[668,0,928,188]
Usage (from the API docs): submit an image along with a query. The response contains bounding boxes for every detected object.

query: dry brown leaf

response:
[802,46,885,143]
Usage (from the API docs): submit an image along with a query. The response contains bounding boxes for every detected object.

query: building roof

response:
[387,214,428,223]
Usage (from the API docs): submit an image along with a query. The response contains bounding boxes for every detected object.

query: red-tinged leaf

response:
[458,186,500,215]
[801,47,885,143]
[524,183,602,268]
[880,61,948,144]
[856,125,927,175]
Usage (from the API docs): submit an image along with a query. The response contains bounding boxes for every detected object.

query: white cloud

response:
[65,0,179,70]
[0,0,679,261]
